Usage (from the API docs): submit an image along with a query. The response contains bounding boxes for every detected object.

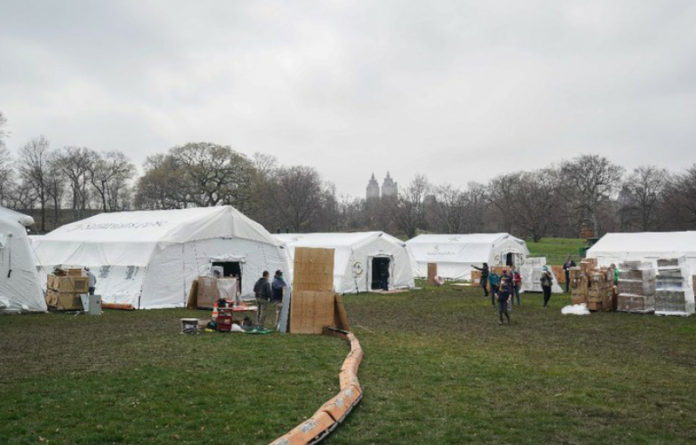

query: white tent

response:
[587,231,696,270]
[31,206,292,311]
[0,206,46,313]
[274,232,416,294]
[406,233,529,280]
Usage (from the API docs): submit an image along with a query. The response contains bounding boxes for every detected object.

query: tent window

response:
[212,261,242,288]
[371,257,390,290]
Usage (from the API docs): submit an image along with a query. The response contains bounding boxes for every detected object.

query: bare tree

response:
[560,154,624,235]
[0,145,14,207]
[508,169,562,242]
[18,136,51,231]
[45,152,67,228]
[88,151,135,211]
[55,146,97,220]
[618,166,669,231]
[661,164,696,230]
[390,175,430,238]
[267,165,332,232]
[488,173,520,233]
[0,112,8,150]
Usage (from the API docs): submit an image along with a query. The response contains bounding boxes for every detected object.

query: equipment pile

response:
[45,267,89,310]
[654,258,695,316]
[616,261,656,313]
[569,258,615,311]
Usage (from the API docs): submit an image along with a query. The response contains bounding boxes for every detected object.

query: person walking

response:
[540,265,553,308]
[271,270,287,328]
[562,256,576,293]
[497,275,512,325]
[85,267,97,296]
[488,268,500,307]
[511,265,522,305]
[473,263,489,297]
[253,271,272,328]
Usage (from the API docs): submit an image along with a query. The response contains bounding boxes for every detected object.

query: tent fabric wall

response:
[31,206,292,310]
[0,206,46,313]
[587,231,696,271]
[275,232,416,294]
[406,233,529,280]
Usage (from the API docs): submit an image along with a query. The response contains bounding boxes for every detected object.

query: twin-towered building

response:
[366,172,398,200]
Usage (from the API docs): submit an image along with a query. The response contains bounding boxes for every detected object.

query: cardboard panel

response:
[291,290,336,334]
[293,247,334,292]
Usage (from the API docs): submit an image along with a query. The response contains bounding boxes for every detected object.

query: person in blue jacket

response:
[488,270,500,307]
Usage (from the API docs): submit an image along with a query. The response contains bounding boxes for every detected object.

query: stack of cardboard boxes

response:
[45,268,89,310]
[616,261,656,313]
[569,258,614,311]
[654,258,695,316]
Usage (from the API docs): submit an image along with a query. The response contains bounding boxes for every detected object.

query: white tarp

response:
[32,206,293,316]
[406,233,529,280]
[587,231,696,271]
[274,232,416,294]
[519,257,564,294]
[0,206,46,313]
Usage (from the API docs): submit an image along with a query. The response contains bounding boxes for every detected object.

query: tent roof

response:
[407,233,513,245]
[406,233,528,264]
[275,232,405,248]
[588,231,696,257]
[40,206,282,246]
[0,207,34,227]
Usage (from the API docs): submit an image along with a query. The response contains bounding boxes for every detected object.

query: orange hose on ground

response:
[269,329,363,445]
[101,303,135,310]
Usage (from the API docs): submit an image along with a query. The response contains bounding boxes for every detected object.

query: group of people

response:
[253,269,287,329]
[473,263,522,325]
[474,262,557,325]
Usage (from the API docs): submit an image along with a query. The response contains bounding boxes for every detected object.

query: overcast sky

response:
[1,1,695,198]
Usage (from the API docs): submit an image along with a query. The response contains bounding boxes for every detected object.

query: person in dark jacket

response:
[488,269,500,306]
[254,271,272,328]
[540,266,553,308]
[271,270,287,328]
[497,275,512,325]
[473,263,489,297]
[562,256,576,293]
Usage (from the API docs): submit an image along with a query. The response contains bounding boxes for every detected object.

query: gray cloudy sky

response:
[1,1,695,197]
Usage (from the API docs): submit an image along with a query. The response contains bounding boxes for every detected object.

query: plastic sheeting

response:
[31,207,293,313]
[0,206,46,313]
[406,233,529,280]
[275,232,416,294]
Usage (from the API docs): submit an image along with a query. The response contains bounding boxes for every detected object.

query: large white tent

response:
[587,231,696,270]
[32,206,292,311]
[274,232,416,294]
[406,233,529,280]
[0,206,46,313]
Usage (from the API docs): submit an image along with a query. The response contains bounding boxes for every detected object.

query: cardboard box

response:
[49,276,89,293]
[46,289,83,310]
[197,276,219,309]
[67,268,84,277]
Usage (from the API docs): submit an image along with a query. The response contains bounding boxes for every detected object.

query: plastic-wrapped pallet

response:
[617,261,655,313]
[654,257,695,316]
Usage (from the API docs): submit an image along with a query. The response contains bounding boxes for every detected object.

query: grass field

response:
[2,285,695,444]
[526,237,587,265]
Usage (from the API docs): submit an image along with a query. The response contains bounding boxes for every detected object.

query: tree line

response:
[1,111,694,238]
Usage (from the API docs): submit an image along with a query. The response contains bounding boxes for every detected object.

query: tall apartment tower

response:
[381,172,398,198]
[366,173,380,200]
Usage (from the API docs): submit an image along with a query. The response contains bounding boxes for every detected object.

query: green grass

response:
[526,237,587,265]
[2,287,696,444]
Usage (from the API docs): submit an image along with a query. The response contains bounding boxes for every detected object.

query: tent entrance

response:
[370,257,391,290]
[506,253,513,266]
[212,261,242,288]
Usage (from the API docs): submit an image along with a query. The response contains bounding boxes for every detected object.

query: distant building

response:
[366,172,398,201]
[382,172,398,198]
[366,173,380,200]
